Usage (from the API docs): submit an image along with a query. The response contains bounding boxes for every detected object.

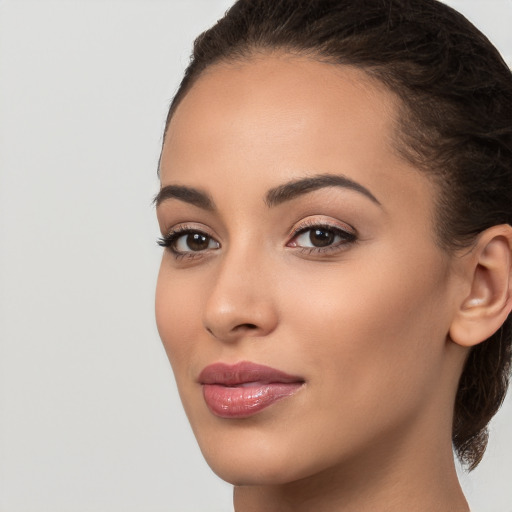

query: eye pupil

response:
[310,229,335,247]
[187,233,209,251]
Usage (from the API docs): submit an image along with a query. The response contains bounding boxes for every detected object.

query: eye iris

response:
[310,228,335,247]
[187,233,210,251]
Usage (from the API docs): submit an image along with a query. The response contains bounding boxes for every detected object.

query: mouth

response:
[198,361,305,419]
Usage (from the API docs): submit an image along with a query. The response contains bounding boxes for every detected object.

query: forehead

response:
[160,54,435,222]
[164,55,399,168]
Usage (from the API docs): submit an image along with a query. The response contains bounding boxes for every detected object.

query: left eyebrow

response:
[265,174,381,207]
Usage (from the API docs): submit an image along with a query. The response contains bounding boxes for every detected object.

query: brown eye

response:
[158,229,220,256]
[289,224,357,252]
[309,228,336,247]
[185,233,211,251]
[173,231,219,253]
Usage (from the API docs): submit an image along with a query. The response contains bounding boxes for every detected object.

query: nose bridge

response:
[202,237,277,341]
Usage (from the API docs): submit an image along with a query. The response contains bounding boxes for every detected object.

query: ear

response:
[449,225,512,348]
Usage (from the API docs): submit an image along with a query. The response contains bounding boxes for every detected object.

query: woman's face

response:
[155,55,463,485]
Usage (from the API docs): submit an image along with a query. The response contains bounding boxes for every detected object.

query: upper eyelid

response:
[288,218,357,237]
[159,224,221,250]
[159,226,221,256]
[163,223,217,238]
[161,218,357,245]
[289,224,357,244]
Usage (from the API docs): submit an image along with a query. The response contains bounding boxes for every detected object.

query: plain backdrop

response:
[0,1,511,511]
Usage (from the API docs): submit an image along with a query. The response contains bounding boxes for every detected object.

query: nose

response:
[202,249,278,342]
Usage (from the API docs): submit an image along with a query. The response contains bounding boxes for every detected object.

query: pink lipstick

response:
[199,361,304,419]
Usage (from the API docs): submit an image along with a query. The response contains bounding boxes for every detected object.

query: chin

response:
[192,420,337,487]
[204,450,312,487]
[195,430,289,484]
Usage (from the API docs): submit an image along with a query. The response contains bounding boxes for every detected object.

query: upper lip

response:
[198,361,305,386]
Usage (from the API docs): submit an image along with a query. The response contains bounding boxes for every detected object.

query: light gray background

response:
[0,1,511,511]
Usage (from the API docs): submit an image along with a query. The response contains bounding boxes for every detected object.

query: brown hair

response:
[163,0,512,470]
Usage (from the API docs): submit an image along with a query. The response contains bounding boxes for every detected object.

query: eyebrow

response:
[154,173,381,210]
[153,185,215,210]
[265,174,381,207]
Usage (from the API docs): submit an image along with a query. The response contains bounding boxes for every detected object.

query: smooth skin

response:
[155,54,512,512]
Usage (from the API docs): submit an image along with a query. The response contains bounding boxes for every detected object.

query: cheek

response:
[155,262,202,372]
[278,247,451,402]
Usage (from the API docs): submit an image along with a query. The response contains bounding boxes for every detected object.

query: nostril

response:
[205,323,258,339]
[237,323,258,331]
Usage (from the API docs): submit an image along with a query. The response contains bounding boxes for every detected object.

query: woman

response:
[154,0,512,510]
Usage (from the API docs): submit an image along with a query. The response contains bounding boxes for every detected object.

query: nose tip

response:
[204,304,278,341]
[202,269,278,342]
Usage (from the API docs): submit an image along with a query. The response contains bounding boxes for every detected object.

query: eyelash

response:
[157,225,218,260]
[157,221,357,260]
[287,221,357,255]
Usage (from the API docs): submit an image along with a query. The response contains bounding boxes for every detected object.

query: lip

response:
[198,361,305,419]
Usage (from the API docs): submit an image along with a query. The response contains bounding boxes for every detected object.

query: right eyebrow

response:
[153,185,215,211]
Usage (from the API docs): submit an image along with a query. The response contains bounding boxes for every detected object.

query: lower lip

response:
[202,382,303,418]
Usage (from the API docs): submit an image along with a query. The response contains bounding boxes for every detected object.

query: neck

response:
[233,420,469,512]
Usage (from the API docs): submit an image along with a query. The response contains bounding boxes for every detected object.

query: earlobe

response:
[449,225,512,348]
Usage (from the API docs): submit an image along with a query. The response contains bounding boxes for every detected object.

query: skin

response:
[155,54,473,511]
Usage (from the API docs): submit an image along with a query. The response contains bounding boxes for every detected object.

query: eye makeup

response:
[158,224,220,260]
[157,215,358,261]
[286,218,357,256]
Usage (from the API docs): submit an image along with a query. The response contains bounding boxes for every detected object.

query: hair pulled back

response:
[164,0,512,470]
